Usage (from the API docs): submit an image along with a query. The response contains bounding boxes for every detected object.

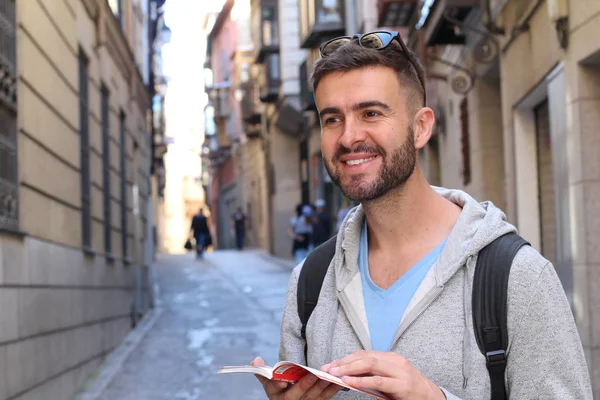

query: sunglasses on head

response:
[319,30,426,104]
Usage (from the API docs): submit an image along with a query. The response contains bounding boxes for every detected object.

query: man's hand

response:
[251,357,342,400]
[322,351,446,400]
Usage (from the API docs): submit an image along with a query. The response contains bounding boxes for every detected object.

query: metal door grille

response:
[79,50,91,247]
[101,86,111,254]
[119,112,127,259]
[0,0,17,230]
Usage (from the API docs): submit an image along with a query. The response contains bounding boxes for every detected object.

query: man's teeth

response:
[345,156,376,166]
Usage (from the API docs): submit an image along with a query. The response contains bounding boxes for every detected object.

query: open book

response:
[218,361,389,399]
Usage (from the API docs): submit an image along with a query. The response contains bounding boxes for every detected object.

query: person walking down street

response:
[289,204,313,265]
[312,199,332,248]
[252,31,592,399]
[190,208,210,259]
[231,207,247,251]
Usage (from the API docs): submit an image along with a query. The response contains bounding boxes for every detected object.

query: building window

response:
[460,98,471,186]
[101,85,112,255]
[262,6,279,46]
[119,111,128,259]
[0,0,17,231]
[268,53,280,80]
[79,49,92,248]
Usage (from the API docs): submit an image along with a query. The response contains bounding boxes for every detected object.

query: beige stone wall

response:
[236,138,270,249]
[498,0,563,224]
[466,80,505,208]
[428,78,504,206]
[0,0,151,398]
[424,0,600,390]
[269,116,301,259]
[0,235,133,400]
[497,0,600,394]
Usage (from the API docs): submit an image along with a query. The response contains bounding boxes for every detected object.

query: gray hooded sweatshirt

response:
[279,188,592,399]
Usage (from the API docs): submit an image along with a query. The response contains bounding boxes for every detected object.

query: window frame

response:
[79,48,92,249]
[119,111,128,260]
[101,84,112,257]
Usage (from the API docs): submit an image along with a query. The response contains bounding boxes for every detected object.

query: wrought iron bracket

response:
[443,8,498,41]
[480,0,506,35]
[428,54,477,95]
[443,8,500,64]
[426,7,506,95]
[555,17,569,50]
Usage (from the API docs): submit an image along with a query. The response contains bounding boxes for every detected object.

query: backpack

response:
[297,232,529,400]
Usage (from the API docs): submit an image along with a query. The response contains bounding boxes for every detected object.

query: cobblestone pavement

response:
[98,250,294,400]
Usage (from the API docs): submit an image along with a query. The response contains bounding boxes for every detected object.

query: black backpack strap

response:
[297,236,337,362]
[472,232,529,400]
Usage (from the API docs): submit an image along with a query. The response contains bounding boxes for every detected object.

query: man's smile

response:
[338,153,381,171]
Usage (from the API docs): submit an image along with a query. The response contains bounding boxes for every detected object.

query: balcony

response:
[258,54,280,103]
[418,0,478,46]
[252,0,280,63]
[299,59,316,111]
[203,131,233,168]
[299,0,346,49]
[241,82,261,124]
[245,122,262,139]
[378,0,418,27]
[209,83,231,118]
[206,146,232,169]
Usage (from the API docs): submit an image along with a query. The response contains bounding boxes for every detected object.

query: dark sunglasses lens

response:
[360,32,393,49]
[322,38,351,56]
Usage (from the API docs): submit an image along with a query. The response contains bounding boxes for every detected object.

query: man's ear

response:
[413,107,435,149]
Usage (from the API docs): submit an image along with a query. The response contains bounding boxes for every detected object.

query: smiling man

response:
[251,31,592,399]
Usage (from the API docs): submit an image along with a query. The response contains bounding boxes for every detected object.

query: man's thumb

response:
[251,357,265,367]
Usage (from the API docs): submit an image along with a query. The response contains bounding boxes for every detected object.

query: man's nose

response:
[339,118,367,149]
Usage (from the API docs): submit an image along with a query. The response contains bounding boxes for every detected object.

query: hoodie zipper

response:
[388,286,444,351]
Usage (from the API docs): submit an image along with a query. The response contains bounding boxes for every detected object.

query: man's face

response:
[315,66,417,202]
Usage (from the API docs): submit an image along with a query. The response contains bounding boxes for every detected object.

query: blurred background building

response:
[0,0,171,398]
[201,0,600,394]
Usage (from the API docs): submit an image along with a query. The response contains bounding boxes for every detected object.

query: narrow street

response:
[98,250,294,400]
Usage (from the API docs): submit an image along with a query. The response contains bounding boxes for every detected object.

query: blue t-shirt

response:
[359,220,447,352]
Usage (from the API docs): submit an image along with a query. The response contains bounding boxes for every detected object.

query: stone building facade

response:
[0,0,152,398]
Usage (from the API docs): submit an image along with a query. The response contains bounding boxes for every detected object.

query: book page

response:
[218,365,274,380]
[219,362,389,399]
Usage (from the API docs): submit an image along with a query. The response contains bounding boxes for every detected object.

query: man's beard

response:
[324,128,416,202]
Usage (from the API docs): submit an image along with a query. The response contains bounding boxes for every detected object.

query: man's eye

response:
[325,117,341,124]
[365,110,380,118]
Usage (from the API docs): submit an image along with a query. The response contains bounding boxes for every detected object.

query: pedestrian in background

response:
[311,198,332,247]
[190,208,210,259]
[289,203,313,264]
[231,207,247,251]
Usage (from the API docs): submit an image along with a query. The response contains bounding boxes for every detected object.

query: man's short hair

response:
[310,39,426,111]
